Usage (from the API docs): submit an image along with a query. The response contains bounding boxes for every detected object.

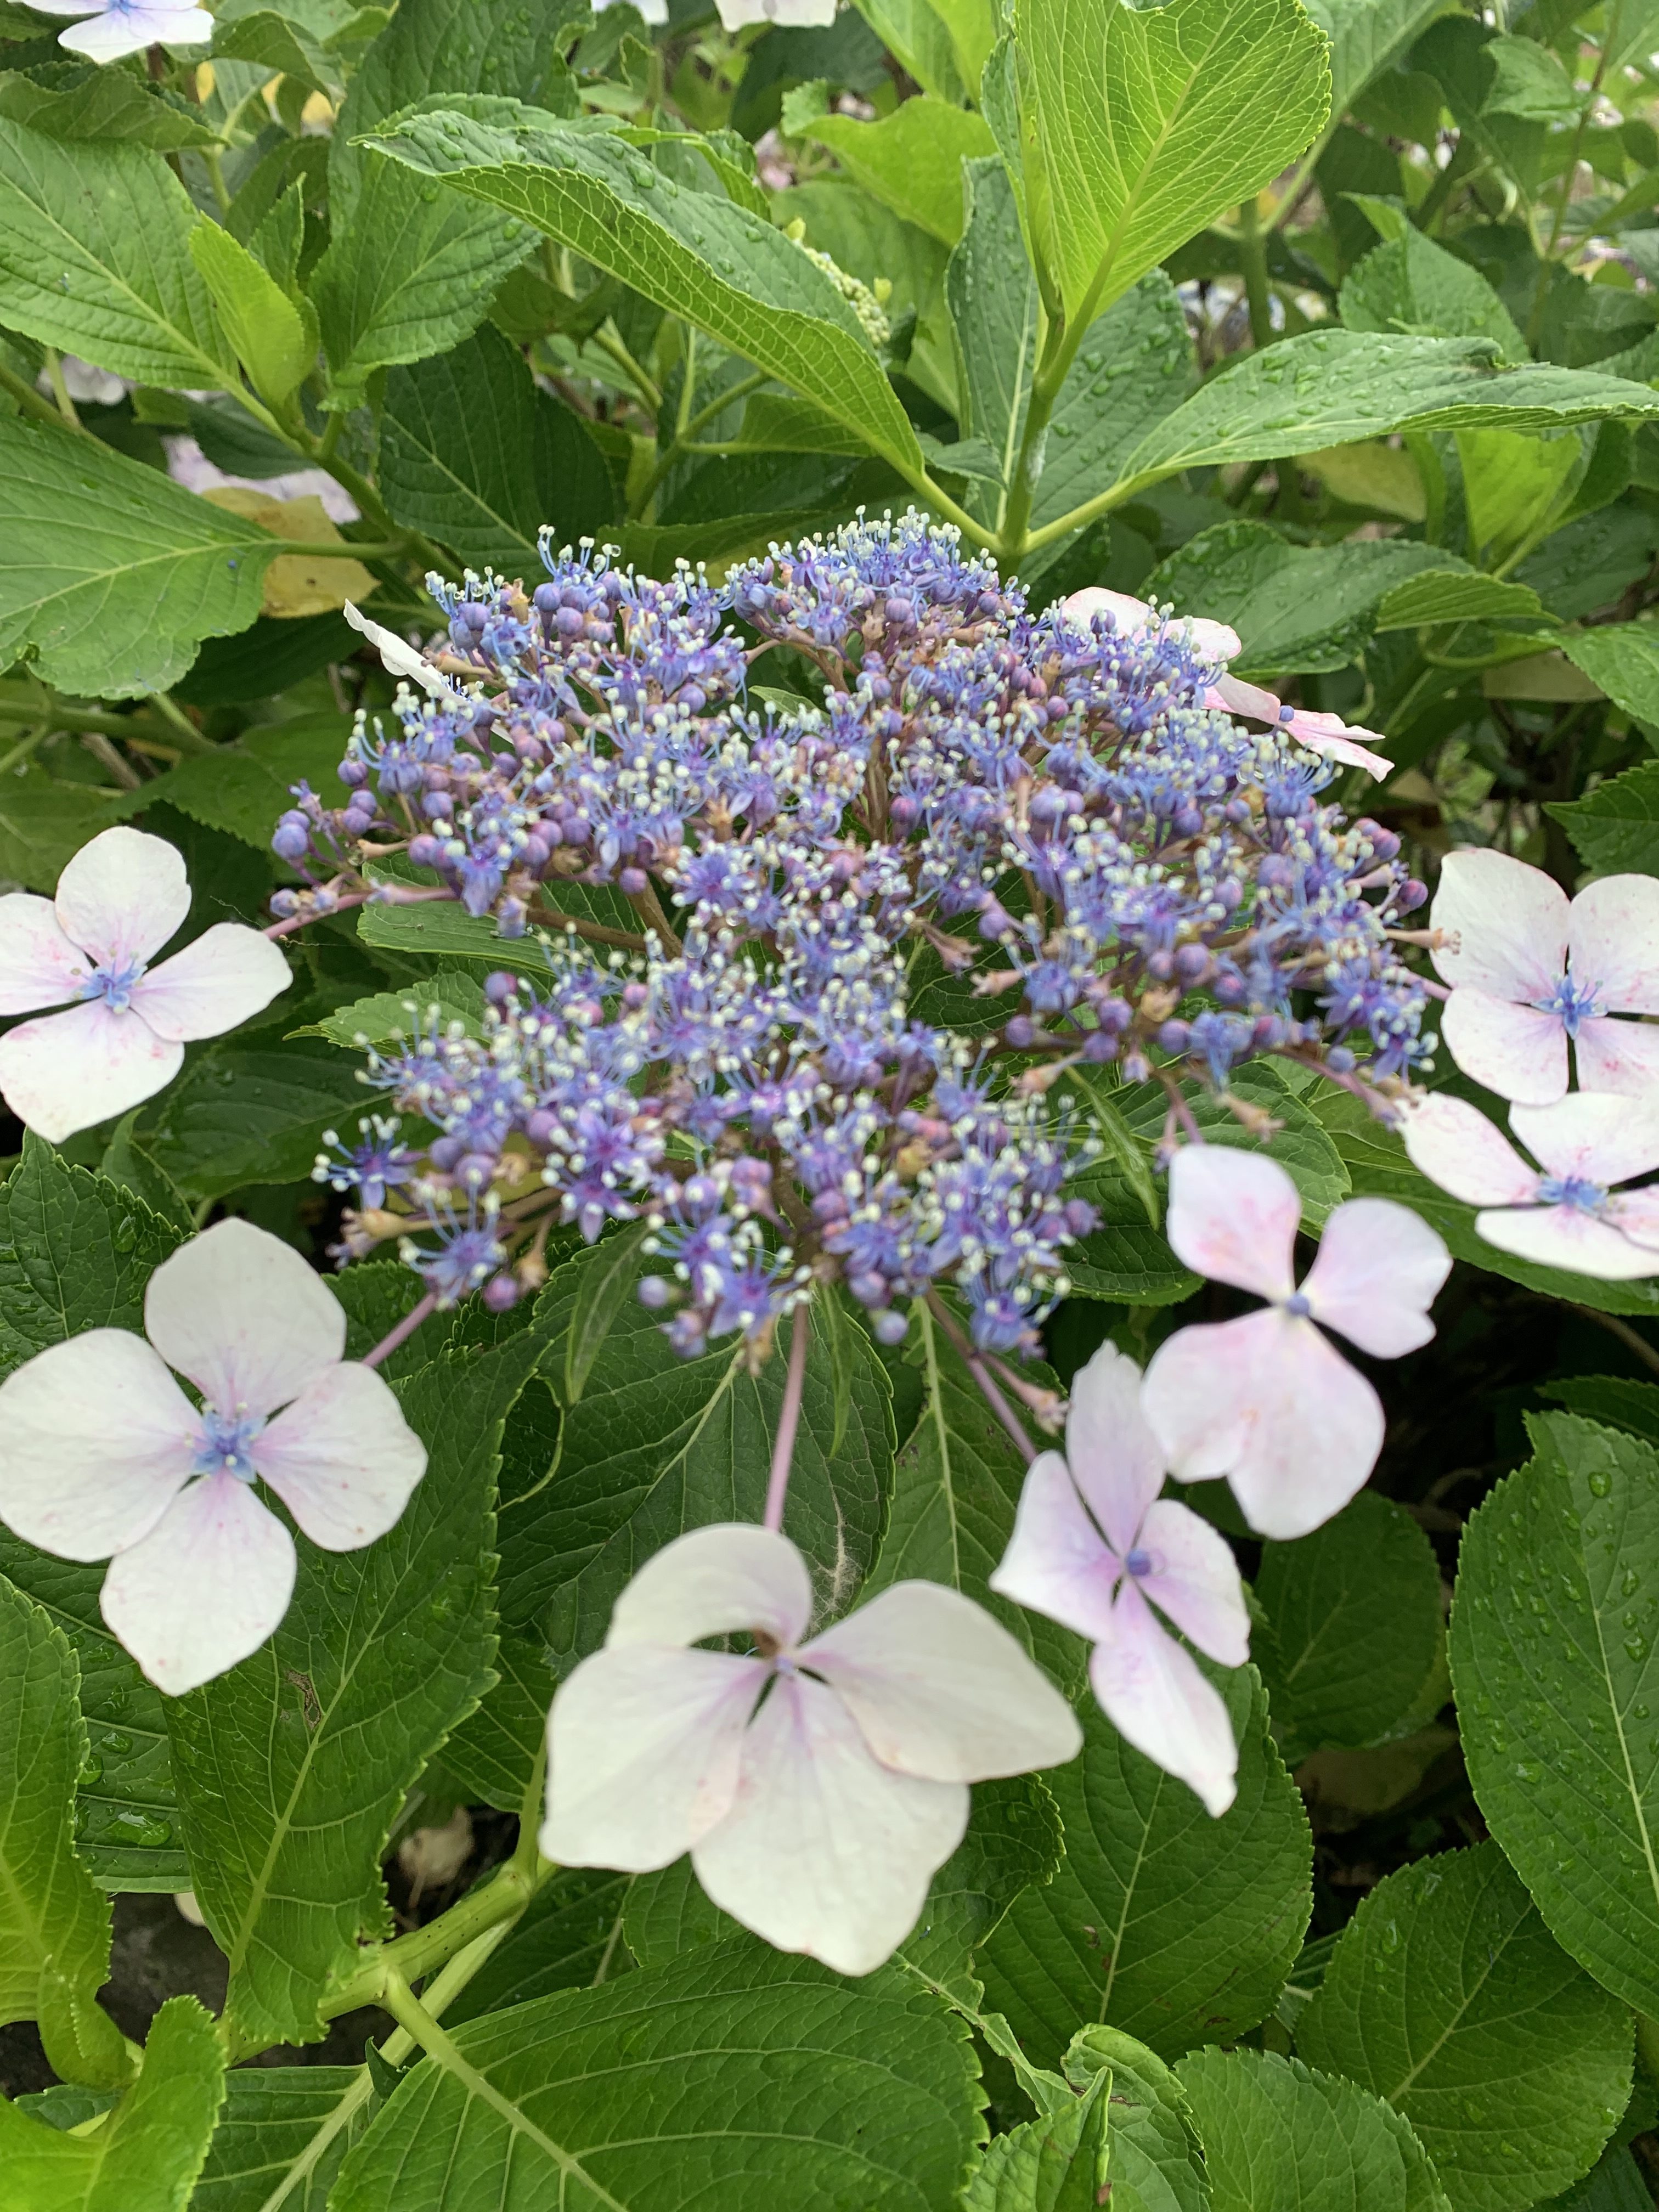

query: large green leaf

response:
[116,714,353,853]
[1065,2027,1210,2212]
[140,1039,366,1203]
[0,414,277,699]
[809,98,996,245]
[1304,0,1460,117]
[1298,1842,1632,2212]
[1176,2048,1450,2212]
[978,1668,1312,2067]
[329,1944,983,2212]
[360,102,926,476]
[1014,0,1331,326]
[1450,1412,1659,2021]
[1556,625,1659,732]
[0,64,222,152]
[963,2067,1109,2211]
[166,1325,547,2046]
[1340,227,1525,356]
[190,2066,365,2212]
[1548,755,1659,876]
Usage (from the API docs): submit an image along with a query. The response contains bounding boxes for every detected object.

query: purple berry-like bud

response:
[485,971,520,1005]
[1156,1019,1191,1054]
[1175,943,1210,983]
[1146,949,1175,981]
[482,1273,520,1313]
[1005,1015,1040,1048]
[637,1276,673,1310]
[408,834,443,868]
[848,1271,887,1307]
[873,1309,909,1346]
[498,898,527,938]
[1327,1046,1357,1074]
[619,866,648,895]
[1399,878,1429,912]
[1251,1015,1284,1049]
[1063,1198,1098,1237]
[270,888,300,918]
[525,1108,559,1148]
[1082,1029,1120,1062]
[272,821,310,862]
[428,1136,465,1172]
[337,758,369,788]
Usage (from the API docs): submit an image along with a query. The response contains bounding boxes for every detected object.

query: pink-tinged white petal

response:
[1060,588,1153,636]
[100,1474,296,1695]
[1300,1196,1451,1357]
[541,1644,766,1870]
[1475,1203,1659,1280]
[0,999,182,1142]
[342,604,456,699]
[1510,1092,1659,1188]
[1064,1341,1166,1555]
[990,1449,1124,1644]
[1439,988,1568,1105]
[1165,1143,1300,1303]
[1575,1015,1659,1098]
[1280,708,1393,781]
[252,1363,426,1550]
[1400,1093,1541,1206]
[716,0,836,24]
[144,1217,345,1420]
[692,1671,967,1976]
[0,894,91,1015]
[27,3,110,15]
[1142,1308,1384,1541]
[1609,1190,1659,1252]
[53,826,190,972]
[1209,674,1283,723]
[0,1329,197,1561]
[60,4,213,58]
[606,1522,812,1653]
[1430,849,1567,1000]
[803,1579,1081,1783]
[129,924,290,1043]
[1568,876,1659,1016]
[1089,1581,1238,1816]
[1133,1498,1250,1668]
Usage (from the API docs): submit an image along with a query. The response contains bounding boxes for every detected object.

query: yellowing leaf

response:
[199,489,376,617]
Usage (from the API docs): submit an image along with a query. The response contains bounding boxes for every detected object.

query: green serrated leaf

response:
[1545,1376,1659,1448]
[1064,2025,1210,2212]
[142,1039,365,1203]
[1373,568,1549,631]
[444,1869,634,2025]
[809,98,996,245]
[213,8,342,96]
[189,219,315,408]
[562,1222,648,1405]
[0,66,222,151]
[964,2064,1109,2211]
[1341,227,1525,356]
[1547,757,1659,876]
[190,2064,367,2212]
[1556,627,1659,735]
[302,967,486,1048]
[438,1629,556,1813]
[900,1774,1065,2007]
[1303,0,1457,119]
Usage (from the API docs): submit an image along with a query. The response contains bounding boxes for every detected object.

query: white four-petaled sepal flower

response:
[1430,849,1659,1105]
[0,826,290,1142]
[1402,1091,1659,1280]
[1139,1147,1451,1541]
[541,1523,1083,1976]
[28,0,215,64]
[0,1219,427,1695]
[990,1344,1249,1816]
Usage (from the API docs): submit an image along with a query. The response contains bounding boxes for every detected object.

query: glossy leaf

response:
[809,99,996,245]
[190,2065,366,2212]
[963,2066,1109,2211]
[1064,2027,1210,2212]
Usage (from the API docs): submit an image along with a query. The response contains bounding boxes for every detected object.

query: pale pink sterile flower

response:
[0,1219,427,1694]
[0,826,289,1143]
[1060,586,1394,779]
[1139,1146,1451,1541]
[1402,1090,1659,1280]
[990,1344,1250,1816]
[541,1522,1082,1975]
[28,0,215,63]
[1430,849,1659,1105]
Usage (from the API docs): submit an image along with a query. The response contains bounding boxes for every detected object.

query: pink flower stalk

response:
[1061,587,1394,779]
[990,1344,1250,1815]
[1140,1147,1451,1539]
[28,0,214,63]
[1402,1091,1659,1279]
[0,827,289,1142]
[0,1220,427,1694]
[541,1523,1081,1975]
[1430,849,1659,1105]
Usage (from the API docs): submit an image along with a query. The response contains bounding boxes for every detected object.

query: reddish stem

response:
[926,1293,1036,1467]
[361,1291,438,1370]
[763,1302,812,1533]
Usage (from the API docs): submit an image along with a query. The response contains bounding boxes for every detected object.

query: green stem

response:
[1238,197,1275,352]
[1412,134,1478,237]
[0,695,168,740]
[311,1858,543,2035]
[631,368,770,517]
[270,539,412,561]
[0,359,89,436]
[42,347,82,430]
[591,322,663,414]
[204,147,233,217]
[994,314,1070,568]
[146,691,217,754]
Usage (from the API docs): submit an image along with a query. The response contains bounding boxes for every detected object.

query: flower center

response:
[1283,1291,1312,1318]
[81,958,146,1015]
[1534,972,1604,1039]
[1124,1547,1153,1578]
[1537,1173,1608,1214]
[193,1406,264,1483]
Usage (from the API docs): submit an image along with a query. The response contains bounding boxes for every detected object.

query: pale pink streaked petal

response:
[1064,1340,1166,1555]
[1179,616,1243,663]
[1609,1190,1659,1252]
[1142,1308,1385,1540]
[540,1644,766,1870]
[1089,1581,1238,1816]
[129,924,290,1043]
[60,5,214,58]
[0,894,91,1014]
[252,1364,426,1550]
[1475,1202,1659,1280]
[144,1218,345,1420]
[606,1522,812,1652]
[1060,587,1153,635]
[99,1473,296,1695]
[1440,987,1568,1105]
[1165,1143,1300,1303]
[26,3,109,14]
[54,826,190,972]
[1509,1092,1659,1188]
[692,1671,968,1976]
[1133,1499,1250,1668]
[0,1329,197,1561]
[1429,849,1567,1000]
[989,1449,1124,1644]
[1210,674,1283,723]
[1299,1196,1451,1357]
[1574,1016,1659,1097]
[802,1580,1081,1783]
[1400,1093,1541,1207]
[1279,708,1393,781]
[1568,876,1659,1015]
[0,998,182,1142]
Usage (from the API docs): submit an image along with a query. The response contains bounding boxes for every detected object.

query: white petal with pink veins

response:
[803,1580,1081,1782]
[0,1329,198,1560]
[1165,1144,1300,1303]
[0,998,181,1142]
[1569,875,1659,1015]
[1430,849,1567,1000]
[130,924,290,1042]
[1300,1196,1450,1357]
[1210,673,1283,723]
[253,1363,427,1550]
[990,1449,1124,1644]
[1440,987,1568,1104]
[1280,708,1393,781]
[1510,1092,1659,1188]
[1143,1308,1385,1540]
[1133,1499,1251,1668]
[541,1644,766,1870]
[100,1472,296,1695]
[1610,1191,1659,1252]
[1088,1581,1238,1816]
[692,1671,968,1976]
[1475,1201,1659,1280]
[0,894,90,1014]
[1574,1016,1659,1097]
[1064,1341,1166,1554]
[1060,587,1153,634]
[54,827,190,972]
[144,1217,346,1420]
[606,1522,813,1652]
[1401,1093,1541,1206]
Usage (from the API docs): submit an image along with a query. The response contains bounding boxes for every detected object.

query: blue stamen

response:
[80,958,146,1014]
[1537,1173,1608,1214]
[1284,1291,1312,1318]
[1534,973,1604,1040]
[1125,1547,1153,1577]
[192,1407,264,1483]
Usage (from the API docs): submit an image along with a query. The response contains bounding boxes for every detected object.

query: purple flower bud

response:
[1399,878,1428,912]
[337,758,369,789]
[1082,1029,1120,1062]
[1156,1019,1190,1054]
[1175,944,1210,983]
[485,971,520,1005]
[848,1271,887,1307]
[272,821,310,862]
[637,1276,673,1310]
[1005,1015,1040,1048]
[482,1273,520,1312]
[408,834,443,868]
[619,866,649,896]
[873,1309,909,1345]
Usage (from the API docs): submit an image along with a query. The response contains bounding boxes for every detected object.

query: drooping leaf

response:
[188,219,315,408]
[808,98,996,245]
[963,2066,1109,2211]
[1298,1842,1633,2212]
[189,2065,366,2212]
[1372,569,1549,631]
[1064,2026,1210,2212]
